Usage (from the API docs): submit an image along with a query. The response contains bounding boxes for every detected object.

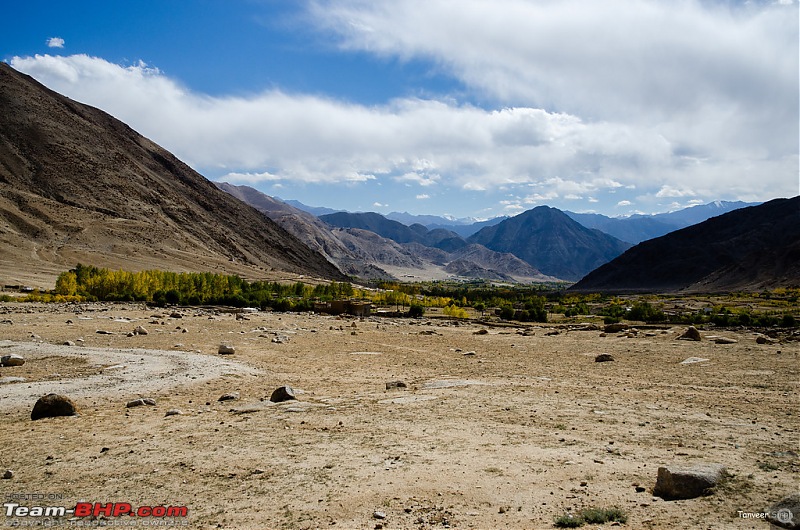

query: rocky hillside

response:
[468,206,631,281]
[0,63,346,287]
[570,197,800,293]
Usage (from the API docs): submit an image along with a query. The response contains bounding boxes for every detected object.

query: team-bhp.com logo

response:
[5,501,188,518]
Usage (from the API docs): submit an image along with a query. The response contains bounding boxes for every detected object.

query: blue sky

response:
[4,0,798,219]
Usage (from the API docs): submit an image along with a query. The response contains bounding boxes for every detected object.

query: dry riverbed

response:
[0,303,797,529]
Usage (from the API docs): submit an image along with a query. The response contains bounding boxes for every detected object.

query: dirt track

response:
[0,303,797,529]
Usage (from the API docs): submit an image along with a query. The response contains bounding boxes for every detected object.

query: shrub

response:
[408,304,425,318]
[553,513,583,528]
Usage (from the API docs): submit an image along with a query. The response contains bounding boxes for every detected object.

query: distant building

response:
[313,300,372,317]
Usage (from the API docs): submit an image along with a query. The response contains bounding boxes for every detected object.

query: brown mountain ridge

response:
[0,62,346,287]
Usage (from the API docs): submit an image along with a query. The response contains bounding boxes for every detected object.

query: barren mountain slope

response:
[0,63,345,287]
[571,197,800,293]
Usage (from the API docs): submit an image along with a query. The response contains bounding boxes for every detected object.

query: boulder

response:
[218,344,236,355]
[269,386,296,403]
[0,354,25,367]
[385,381,407,390]
[604,323,629,333]
[677,326,702,341]
[31,394,78,420]
[653,463,727,500]
[594,353,615,363]
[133,325,148,335]
[766,493,800,529]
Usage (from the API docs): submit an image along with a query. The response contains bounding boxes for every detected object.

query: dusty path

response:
[0,340,261,411]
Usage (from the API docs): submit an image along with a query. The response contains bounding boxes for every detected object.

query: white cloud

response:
[617,200,632,207]
[415,194,430,200]
[46,37,65,48]
[10,1,798,218]
[656,185,696,198]
[373,201,387,207]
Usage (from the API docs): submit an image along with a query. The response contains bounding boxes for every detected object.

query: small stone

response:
[63,341,75,346]
[594,353,615,363]
[373,511,386,520]
[170,312,182,318]
[680,357,710,365]
[604,323,629,333]
[580,481,588,487]
[474,329,489,335]
[2,470,12,479]
[1,354,25,367]
[95,330,114,335]
[462,351,476,356]
[714,337,738,344]
[635,486,647,493]
[31,394,78,420]
[133,325,148,335]
[385,381,407,390]
[165,409,183,417]
[126,398,156,408]
[218,344,236,355]
[270,386,296,403]
[218,392,240,402]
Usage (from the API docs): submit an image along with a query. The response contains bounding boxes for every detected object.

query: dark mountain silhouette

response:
[570,197,800,293]
[467,206,631,281]
[566,201,759,244]
[0,62,345,287]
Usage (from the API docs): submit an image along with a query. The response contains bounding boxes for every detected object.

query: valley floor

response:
[0,303,797,529]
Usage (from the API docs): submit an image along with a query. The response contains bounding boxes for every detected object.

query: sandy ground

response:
[0,302,797,529]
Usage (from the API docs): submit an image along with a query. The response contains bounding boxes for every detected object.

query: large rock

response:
[653,463,727,500]
[0,354,25,367]
[218,344,236,355]
[604,323,629,333]
[31,394,78,420]
[677,326,702,341]
[269,386,296,403]
[766,493,800,529]
[594,353,615,363]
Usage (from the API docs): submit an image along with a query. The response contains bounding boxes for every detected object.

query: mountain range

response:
[218,183,553,283]
[2,60,795,293]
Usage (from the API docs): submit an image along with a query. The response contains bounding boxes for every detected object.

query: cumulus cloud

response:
[416,194,430,199]
[46,37,65,48]
[10,0,799,218]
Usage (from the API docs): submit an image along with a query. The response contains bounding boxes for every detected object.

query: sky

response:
[3,0,798,220]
